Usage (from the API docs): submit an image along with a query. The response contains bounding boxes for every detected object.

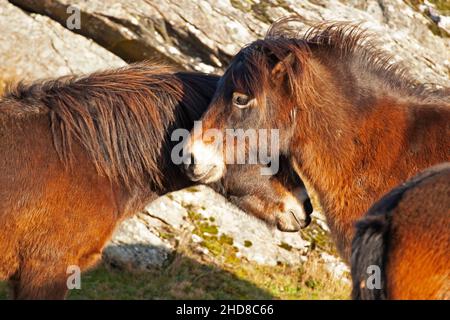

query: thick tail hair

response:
[351,166,446,299]
[351,203,392,300]
[351,181,410,299]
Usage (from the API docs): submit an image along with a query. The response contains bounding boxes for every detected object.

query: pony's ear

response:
[271,53,295,80]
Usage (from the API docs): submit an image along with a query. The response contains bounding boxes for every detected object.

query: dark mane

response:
[2,62,218,189]
[229,17,448,104]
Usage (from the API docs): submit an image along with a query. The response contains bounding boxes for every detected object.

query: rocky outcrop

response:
[104,185,317,271]
[0,1,125,82]
[10,0,450,84]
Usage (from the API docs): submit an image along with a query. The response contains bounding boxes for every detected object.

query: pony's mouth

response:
[185,164,223,184]
[303,197,314,217]
[299,191,314,228]
[292,209,312,228]
[276,188,314,232]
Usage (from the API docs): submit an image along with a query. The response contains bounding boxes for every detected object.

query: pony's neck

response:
[291,56,433,260]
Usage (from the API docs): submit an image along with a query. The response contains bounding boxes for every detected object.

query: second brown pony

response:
[185,19,450,299]
[352,163,449,300]
[0,62,311,299]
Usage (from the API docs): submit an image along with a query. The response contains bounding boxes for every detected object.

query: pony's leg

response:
[10,261,69,300]
[10,246,106,300]
[0,244,19,284]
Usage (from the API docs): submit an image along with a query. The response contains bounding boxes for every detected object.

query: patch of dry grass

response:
[406,0,450,37]
[0,231,350,300]
[0,72,19,97]
[0,79,7,96]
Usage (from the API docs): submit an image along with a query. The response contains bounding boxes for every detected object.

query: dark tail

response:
[351,164,448,300]
[351,183,408,300]
[351,206,391,300]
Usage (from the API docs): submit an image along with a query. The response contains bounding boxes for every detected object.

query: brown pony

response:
[185,18,450,299]
[352,163,450,300]
[0,62,311,299]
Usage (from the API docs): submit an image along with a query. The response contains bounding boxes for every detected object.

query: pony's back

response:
[352,163,450,299]
[1,63,219,190]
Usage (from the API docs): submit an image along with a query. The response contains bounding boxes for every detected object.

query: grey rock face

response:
[104,185,312,270]
[0,1,125,81]
[10,0,450,84]
[103,218,173,271]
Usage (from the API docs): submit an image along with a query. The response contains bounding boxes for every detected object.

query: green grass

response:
[0,223,350,300]
[0,205,350,300]
[0,252,349,300]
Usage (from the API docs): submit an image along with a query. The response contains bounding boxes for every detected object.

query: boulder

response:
[0,1,125,84]
[104,185,312,270]
[10,0,450,84]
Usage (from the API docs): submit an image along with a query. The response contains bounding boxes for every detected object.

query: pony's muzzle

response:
[184,160,215,182]
[183,139,226,183]
[277,207,310,232]
[276,188,314,232]
[183,152,225,183]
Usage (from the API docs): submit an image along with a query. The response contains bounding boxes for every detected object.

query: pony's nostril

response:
[289,209,301,225]
[183,153,196,172]
[276,209,302,232]
[290,208,311,229]
[303,198,313,216]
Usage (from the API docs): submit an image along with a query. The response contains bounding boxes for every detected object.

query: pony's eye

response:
[232,92,252,108]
